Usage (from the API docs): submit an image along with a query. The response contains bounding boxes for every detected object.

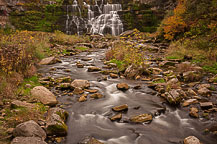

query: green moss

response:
[153,78,165,83]
[47,122,68,136]
[75,46,89,51]
[202,63,217,74]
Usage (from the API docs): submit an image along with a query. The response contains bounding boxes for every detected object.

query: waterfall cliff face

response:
[65,0,123,36]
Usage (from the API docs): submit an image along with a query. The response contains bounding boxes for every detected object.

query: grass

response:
[152,78,165,83]
[75,46,89,51]
[109,59,126,70]
[202,63,217,74]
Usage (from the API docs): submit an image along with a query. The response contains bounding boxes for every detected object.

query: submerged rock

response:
[183,136,201,144]
[110,113,122,121]
[78,94,87,102]
[116,83,130,91]
[71,79,90,89]
[90,93,103,99]
[130,114,152,123]
[31,86,57,106]
[11,137,47,144]
[88,66,101,72]
[13,120,46,140]
[112,104,128,112]
[46,108,68,136]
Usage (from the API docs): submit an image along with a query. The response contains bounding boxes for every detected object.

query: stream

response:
[38,48,217,144]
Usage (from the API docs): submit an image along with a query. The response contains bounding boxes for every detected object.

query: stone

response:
[6,128,14,134]
[200,102,213,109]
[31,86,57,106]
[56,76,72,83]
[183,71,202,82]
[78,94,87,102]
[152,67,163,75]
[71,79,90,89]
[167,78,179,85]
[124,65,144,79]
[46,108,68,136]
[85,89,98,93]
[39,57,61,65]
[73,87,84,95]
[159,61,177,67]
[183,136,201,144]
[11,100,36,109]
[81,58,92,61]
[209,74,217,83]
[187,88,197,96]
[110,113,122,121]
[11,137,47,144]
[163,89,182,105]
[88,66,101,72]
[77,63,84,68]
[197,84,211,89]
[110,73,118,78]
[116,83,130,91]
[197,87,211,96]
[182,99,198,107]
[79,136,104,144]
[112,104,128,112]
[13,120,46,140]
[58,83,71,90]
[130,114,153,123]
[189,107,199,118]
[90,93,103,99]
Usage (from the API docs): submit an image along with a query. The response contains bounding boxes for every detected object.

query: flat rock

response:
[79,136,104,144]
[116,83,130,91]
[31,86,57,106]
[73,87,84,95]
[11,100,36,109]
[39,57,61,65]
[182,99,198,107]
[110,73,118,78]
[58,83,71,90]
[198,87,211,96]
[189,107,199,118]
[183,71,202,82]
[197,84,211,89]
[152,67,163,75]
[81,58,92,61]
[78,94,87,102]
[46,108,68,136]
[110,113,122,121]
[112,104,128,112]
[163,89,182,105]
[71,79,90,89]
[90,93,103,99]
[187,88,197,96]
[13,120,46,140]
[88,66,101,72]
[77,63,84,68]
[184,136,201,144]
[11,137,47,144]
[85,89,98,93]
[200,102,213,109]
[130,114,152,123]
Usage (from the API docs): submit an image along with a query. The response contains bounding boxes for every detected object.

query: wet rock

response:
[71,79,90,89]
[85,89,98,93]
[11,137,47,144]
[163,89,182,105]
[77,63,84,68]
[116,83,130,91]
[73,87,84,95]
[90,93,103,99]
[79,136,104,144]
[124,65,144,79]
[110,73,118,78]
[182,99,198,107]
[130,114,152,123]
[110,113,122,121]
[159,61,177,67]
[167,78,179,85]
[46,108,68,136]
[58,83,71,90]
[88,66,101,72]
[56,76,72,83]
[134,85,141,89]
[183,71,202,82]
[197,87,211,96]
[81,58,92,61]
[189,107,199,118]
[209,74,217,83]
[31,86,57,106]
[13,120,46,140]
[64,69,71,72]
[209,124,217,132]
[187,88,197,96]
[151,67,163,75]
[183,136,201,144]
[39,57,61,65]
[200,102,213,109]
[112,104,128,112]
[78,94,87,102]
[11,100,36,109]
[197,84,211,89]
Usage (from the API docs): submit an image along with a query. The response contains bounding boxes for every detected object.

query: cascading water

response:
[65,0,123,36]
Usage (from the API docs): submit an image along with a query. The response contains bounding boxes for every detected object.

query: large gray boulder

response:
[11,137,47,144]
[31,86,57,106]
[13,120,46,140]
[46,108,69,136]
[71,79,90,89]
[39,57,61,65]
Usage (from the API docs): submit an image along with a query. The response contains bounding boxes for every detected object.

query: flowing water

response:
[38,48,217,144]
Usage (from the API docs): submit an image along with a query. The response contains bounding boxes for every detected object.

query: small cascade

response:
[65,0,123,36]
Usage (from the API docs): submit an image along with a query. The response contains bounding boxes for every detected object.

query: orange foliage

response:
[163,0,187,40]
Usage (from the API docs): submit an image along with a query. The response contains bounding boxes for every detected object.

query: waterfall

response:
[65,0,123,36]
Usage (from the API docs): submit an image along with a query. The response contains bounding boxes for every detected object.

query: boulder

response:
[189,107,199,118]
[163,89,182,105]
[130,114,152,123]
[11,137,47,144]
[200,102,213,109]
[124,65,144,79]
[183,71,202,82]
[88,66,101,72]
[46,108,68,136]
[112,104,128,112]
[31,86,57,106]
[39,57,61,65]
[110,113,122,121]
[71,79,90,89]
[11,100,36,109]
[197,87,211,96]
[13,120,46,140]
[183,136,201,144]
[116,83,130,91]
[182,99,198,107]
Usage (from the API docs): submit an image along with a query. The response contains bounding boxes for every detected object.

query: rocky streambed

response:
[10,34,217,144]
